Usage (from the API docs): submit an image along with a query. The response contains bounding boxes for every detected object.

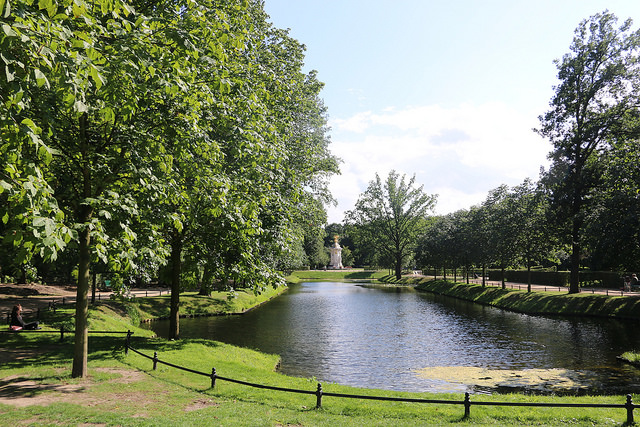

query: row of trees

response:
[342,12,640,288]
[1,0,338,376]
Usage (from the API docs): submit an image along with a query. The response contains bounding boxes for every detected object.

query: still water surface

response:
[146,282,640,394]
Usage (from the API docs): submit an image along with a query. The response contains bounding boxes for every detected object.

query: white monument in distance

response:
[329,235,343,269]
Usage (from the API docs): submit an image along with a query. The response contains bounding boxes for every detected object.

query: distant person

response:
[10,304,39,330]
[624,276,631,292]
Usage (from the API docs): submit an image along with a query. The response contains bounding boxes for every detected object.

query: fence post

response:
[59,325,64,342]
[211,368,216,388]
[315,383,323,409]
[463,392,471,419]
[153,352,158,370]
[626,394,634,424]
[125,330,132,355]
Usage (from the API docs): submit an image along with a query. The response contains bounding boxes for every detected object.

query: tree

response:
[345,171,436,280]
[507,180,557,291]
[585,139,640,271]
[536,11,640,293]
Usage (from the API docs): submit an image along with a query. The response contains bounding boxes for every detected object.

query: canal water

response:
[145,282,640,394]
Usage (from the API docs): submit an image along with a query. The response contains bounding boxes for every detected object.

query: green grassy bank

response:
[135,285,287,322]
[1,281,639,425]
[285,268,387,283]
[383,276,640,321]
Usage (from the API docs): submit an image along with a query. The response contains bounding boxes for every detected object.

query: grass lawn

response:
[286,269,388,283]
[1,277,638,425]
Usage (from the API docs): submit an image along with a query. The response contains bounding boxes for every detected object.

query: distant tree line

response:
[342,12,640,287]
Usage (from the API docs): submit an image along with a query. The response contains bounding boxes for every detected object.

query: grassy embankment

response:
[382,275,640,320]
[1,276,638,425]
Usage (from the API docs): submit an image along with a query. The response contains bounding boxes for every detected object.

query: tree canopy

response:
[1,0,338,375]
[536,11,640,293]
[345,171,436,279]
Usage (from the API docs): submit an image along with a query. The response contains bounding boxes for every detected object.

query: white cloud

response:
[326,102,552,223]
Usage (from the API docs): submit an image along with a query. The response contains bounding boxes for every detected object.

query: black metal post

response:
[316,383,323,408]
[626,394,634,424]
[211,368,216,388]
[464,392,471,419]
[153,352,158,370]
[59,325,64,341]
[125,330,132,355]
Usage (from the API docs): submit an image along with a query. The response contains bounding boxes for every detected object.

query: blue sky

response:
[263,1,640,224]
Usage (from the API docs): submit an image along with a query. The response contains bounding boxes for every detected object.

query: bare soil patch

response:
[0,282,76,316]
[0,368,148,408]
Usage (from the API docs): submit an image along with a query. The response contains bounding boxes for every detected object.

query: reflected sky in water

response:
[146,282,640,394]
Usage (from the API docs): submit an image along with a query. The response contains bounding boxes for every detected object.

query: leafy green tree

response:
[536,12,640,293]
[1,0,172,377]
[510,180,557,291]
[483,185,523,289]
[585,139,640,271]
[345,171,436,280]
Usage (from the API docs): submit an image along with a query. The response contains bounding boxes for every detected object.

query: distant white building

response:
[328,235,343,269]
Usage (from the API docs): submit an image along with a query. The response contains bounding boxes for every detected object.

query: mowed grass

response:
[134,285,287,321]
[396,277,640,320]
[286,269,388,283]
[1,280,638,425]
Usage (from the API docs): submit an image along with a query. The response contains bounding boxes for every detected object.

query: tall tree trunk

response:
[72,114,92,379]
[168,231,182,340]
[482,264,486,287]
[91,271,96,304]
[199,263,212,296]
[569,205,582,294]
[72,206,92,378]
[395,257,402,280]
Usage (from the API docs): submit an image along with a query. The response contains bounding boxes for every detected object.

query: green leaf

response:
[5,65,14,82]
[1,212,8,224]
[75,100,88,113]
[2,23,16,37]
[89,65,104,90]
[34,68,49,88]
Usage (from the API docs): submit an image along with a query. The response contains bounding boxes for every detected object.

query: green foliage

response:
[345,171,436,280]
[1,0,339,369]
[536,11,640,292]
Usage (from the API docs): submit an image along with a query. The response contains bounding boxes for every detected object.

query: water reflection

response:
[145,282,640,394]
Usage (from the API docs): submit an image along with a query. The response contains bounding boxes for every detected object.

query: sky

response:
[263,1,640,224]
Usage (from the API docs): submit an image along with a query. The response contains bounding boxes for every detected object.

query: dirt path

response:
[0,283,171,320]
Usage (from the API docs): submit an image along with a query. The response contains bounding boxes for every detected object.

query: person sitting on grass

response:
[10,304,40,330]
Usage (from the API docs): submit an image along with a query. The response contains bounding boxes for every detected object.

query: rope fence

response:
[124,340,637,423]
